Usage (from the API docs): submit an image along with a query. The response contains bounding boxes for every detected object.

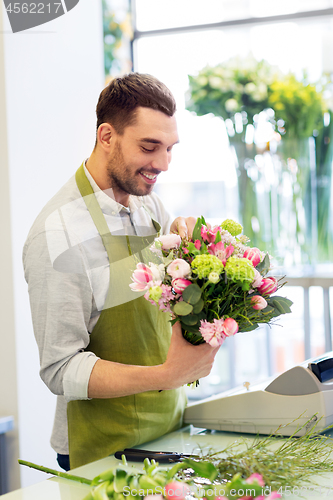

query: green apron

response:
[67,164,186,468]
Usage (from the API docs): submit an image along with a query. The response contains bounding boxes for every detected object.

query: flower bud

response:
[223,317,239,336]
[172,278,192,294]
[165,481,190,500]
[258,277,278,295]
[208,271,220,283]
[243,247,261,267]
[251,295,268,310]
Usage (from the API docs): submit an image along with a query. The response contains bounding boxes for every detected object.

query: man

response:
[23,73,218,471]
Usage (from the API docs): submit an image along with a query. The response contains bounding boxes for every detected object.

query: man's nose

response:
[151,151,171,172]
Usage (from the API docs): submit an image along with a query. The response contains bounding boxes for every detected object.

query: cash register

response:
[184,353,333,436]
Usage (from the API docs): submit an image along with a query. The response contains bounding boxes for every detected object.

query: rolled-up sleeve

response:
[23,230,99,400]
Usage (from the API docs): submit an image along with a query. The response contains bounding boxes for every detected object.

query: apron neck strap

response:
[75,163,162,256]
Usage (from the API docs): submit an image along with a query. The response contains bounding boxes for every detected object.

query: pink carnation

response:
[199,319,226,347]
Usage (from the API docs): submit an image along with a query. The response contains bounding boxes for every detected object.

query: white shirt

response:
[23,164,171,453]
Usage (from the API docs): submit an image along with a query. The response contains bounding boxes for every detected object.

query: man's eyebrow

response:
[139,138,180,145]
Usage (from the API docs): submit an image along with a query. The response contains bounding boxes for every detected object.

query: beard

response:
[107,140,156,197]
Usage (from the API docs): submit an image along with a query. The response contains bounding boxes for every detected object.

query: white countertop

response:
[2,426,333,499]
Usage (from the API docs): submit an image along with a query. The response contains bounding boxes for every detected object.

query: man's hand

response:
[159,322,219,390]
[170,216,197,239]
[88,322,219,398]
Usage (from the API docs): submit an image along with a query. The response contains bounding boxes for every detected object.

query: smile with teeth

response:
[141,172,157,180]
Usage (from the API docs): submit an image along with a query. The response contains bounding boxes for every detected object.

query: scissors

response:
[114,448,195,463]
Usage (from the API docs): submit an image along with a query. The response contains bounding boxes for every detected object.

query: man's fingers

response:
[170,216,197,239]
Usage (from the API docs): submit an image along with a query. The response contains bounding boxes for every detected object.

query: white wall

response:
[1,0,104,489]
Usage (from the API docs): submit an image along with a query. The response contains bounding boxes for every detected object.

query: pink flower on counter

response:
[172,278,192,294]
[246,473,265,486]
[208,241,234,266]
[157,234,181,250]
[199,318,226,347]
[251,295,268,310]
[167,258,191,279]
[258,277,278,295]
[243,247,261,267]
[129,263,153,291]
[255,493,281,500]
[165,481,190,500]
[223,317,239,336]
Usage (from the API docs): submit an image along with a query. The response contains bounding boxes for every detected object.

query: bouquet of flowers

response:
[130,217,292,352]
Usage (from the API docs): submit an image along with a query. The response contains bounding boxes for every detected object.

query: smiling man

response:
[23,73,218,471]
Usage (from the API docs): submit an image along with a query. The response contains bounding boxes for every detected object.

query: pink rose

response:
[167,258,191,279]
[158,234,181,250]
[165,481,190,500]
[243,247,261,267]
[129,263,153,291]
[223,317,239,336]
[194,239,201,250]
[258,277,278,295]
[251,295,267,310]
[172,278,192,294]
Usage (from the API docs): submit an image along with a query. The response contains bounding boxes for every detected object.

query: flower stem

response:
[18,459,92,485]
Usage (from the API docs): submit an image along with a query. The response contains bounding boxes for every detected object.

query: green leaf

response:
[239,322,259,332]
[181,314,199,325]
[269,296,293,314]
[256,253,271,275]
[181,323,200,333]
[114,469,128,493]
[182,284,202,304]
[182,459,218,481]
[215,230,222,243]
[192,216,206,241]
[192,297,204,313]
[173,301,193,315]
[92,480,110,499]
[187,242,200,254]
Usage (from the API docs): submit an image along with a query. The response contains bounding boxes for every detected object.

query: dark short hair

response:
[96,73,176,134]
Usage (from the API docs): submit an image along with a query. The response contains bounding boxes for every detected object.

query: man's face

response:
[106,107,179,200]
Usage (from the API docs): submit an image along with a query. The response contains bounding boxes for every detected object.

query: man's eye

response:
[141,146,155,153]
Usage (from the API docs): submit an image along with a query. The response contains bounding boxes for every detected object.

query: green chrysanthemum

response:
[191,254,224,279]
[224,257,255,283]
[221,219,243,236]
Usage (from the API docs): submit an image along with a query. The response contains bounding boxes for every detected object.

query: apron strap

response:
[75,163,161,260]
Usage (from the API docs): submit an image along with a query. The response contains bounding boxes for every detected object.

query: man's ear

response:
[96,123,115,151]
